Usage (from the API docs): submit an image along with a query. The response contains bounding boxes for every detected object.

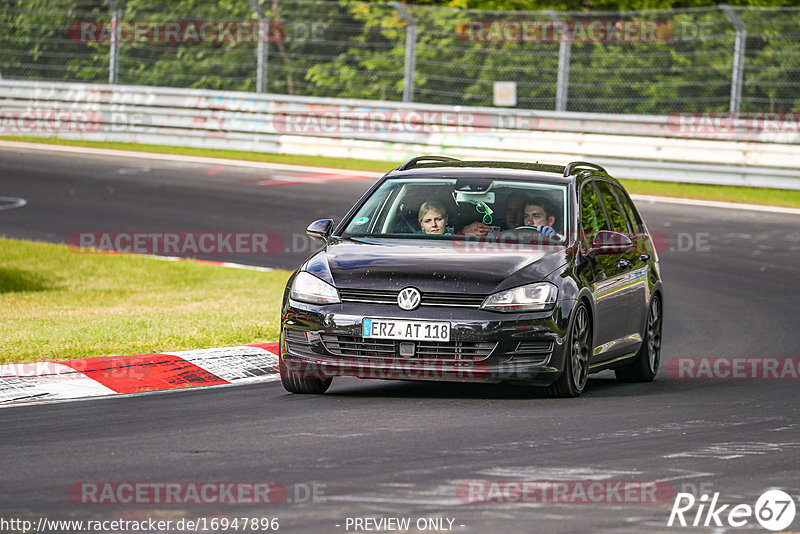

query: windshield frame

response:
[337,174,572,247]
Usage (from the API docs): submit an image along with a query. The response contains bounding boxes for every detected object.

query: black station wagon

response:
[279,157,664,397]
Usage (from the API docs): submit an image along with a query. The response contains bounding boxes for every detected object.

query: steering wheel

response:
[493,226,541,241]
[500,225,563,243]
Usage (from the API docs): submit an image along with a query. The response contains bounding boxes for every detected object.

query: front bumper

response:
[280,299,574,386]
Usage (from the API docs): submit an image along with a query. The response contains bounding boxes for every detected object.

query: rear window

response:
[595,181,630,235]
[580,181,608,247]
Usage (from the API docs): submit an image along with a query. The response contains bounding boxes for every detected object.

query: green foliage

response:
[0,0,108,82]
[1,0,799,113]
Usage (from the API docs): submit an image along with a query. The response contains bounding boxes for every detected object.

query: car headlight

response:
[290,271,340,305]
[481,282,557,312]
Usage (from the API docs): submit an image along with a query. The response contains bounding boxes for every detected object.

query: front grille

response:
[338,288,486,308]
[415,341,497,360]
[284,329,308,343]
[422,292,486,307]
[337,289,398,305]
[285,340,317,358]
[320,334,496,362]
[284,328,317,357]
[508,340,553,365]
[321,335,396,358]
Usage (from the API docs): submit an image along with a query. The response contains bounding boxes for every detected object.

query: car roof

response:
[384,160,617,188]
[386,163,571,185]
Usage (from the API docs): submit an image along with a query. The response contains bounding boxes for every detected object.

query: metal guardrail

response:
[1,80,798,189]
[6,3,800,115]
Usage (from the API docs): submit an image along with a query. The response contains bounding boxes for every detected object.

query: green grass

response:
[0,238,290,365]
[617,179,800,209]
[3,135,799,208]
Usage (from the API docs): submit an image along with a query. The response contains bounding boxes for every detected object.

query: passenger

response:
[418,200,449,235]
[459,191,528,236]
[523,197,558,238]
[503,191,528,229]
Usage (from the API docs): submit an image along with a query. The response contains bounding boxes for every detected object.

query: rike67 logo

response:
[668,490,796,531]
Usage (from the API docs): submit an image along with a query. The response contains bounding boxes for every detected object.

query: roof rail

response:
[563,161,606,177]
[398,155,461,171]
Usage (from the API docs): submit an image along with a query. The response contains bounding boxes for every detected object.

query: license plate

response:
[362,318,450,342]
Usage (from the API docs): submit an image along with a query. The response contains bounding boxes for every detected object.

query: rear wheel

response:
[279,356,332,394]
[546,302,591,398]
[615,295,662,383]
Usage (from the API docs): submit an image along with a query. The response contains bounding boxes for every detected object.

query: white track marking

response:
[0,140,378,176]
[663,441,800,460]
[0,196,27,211]
[477,467,643,480]
[104,253,278,272]
[630,194,800,215]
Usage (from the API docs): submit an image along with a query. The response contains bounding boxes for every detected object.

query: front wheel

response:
[546,302,591,398]
[279,356,332,394]
[615,295,662,383]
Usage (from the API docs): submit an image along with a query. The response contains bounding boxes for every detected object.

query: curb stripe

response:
[0,342,282,407]
[0,363,116,405]
[59,354,229,394]
[163,343,279,383]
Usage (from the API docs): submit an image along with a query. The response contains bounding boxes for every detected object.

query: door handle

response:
[618,259,631,269]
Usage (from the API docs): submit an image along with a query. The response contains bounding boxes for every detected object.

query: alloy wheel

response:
[571,305,591,391]
[647,297,663,374]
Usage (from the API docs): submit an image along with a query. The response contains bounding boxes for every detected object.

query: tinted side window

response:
[614,185,644,234]
[595,181,629,234]
[580,181,607,246]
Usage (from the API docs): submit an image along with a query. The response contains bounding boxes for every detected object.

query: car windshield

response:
[341,177,568,244]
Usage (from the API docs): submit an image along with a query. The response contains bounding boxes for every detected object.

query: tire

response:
[615,294,663,383]
[546,302,591,398]
[279,356,332,394]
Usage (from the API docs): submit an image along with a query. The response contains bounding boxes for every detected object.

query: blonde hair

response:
[418,200,448,224]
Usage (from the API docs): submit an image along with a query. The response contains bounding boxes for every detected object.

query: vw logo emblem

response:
[397,287,421,311]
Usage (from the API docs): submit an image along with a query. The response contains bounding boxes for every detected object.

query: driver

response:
[523,197,558,238]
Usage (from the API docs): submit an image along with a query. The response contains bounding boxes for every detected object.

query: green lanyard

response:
[475,202,493,225]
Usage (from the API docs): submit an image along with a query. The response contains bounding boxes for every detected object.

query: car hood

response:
[305,237,568,295]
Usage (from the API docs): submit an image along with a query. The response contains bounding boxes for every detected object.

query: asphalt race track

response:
[1,144,799,533]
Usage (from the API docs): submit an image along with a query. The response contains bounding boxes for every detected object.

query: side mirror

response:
[587,230,633,257]
[306,219,334,242]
